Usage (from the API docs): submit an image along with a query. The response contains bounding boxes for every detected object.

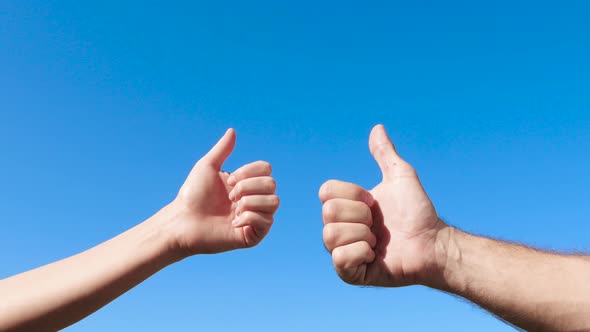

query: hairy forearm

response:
[431,226,590,331]
[0,204,182,332]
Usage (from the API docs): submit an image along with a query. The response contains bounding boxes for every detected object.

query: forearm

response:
[430,226,590,331]
[0,203,183,332]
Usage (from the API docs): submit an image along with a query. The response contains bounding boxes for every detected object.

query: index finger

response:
[319,180,374,206]
[227,161,272,186]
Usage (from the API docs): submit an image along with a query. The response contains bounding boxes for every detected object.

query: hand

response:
[170,129,280,255]
[320,125,447,287]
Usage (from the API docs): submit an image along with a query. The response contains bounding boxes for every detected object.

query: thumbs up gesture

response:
[170,129,280,256]
[319,125,447,287]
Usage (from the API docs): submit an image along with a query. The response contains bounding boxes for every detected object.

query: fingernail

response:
[227,175,236,186]
[228,189,235,201]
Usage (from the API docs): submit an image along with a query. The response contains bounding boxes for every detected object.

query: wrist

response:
[145,201,193,264]
[413,221,457,291]
[421,223,466,293]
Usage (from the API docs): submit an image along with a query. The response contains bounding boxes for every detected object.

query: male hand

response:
[171,129,279,255]
[320,125,447,287]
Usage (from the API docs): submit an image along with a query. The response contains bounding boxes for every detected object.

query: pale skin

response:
[320,124,590,331]
[0,128,280,332]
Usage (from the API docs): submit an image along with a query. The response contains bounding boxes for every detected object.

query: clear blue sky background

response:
[1,1,589,331]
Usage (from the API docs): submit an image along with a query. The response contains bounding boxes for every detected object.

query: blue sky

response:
[1,1,590,331]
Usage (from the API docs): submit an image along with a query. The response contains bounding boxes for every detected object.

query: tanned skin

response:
[320,124,590,331]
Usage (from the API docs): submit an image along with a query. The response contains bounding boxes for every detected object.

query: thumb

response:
[202,128,236,169]
[369,124,401,180]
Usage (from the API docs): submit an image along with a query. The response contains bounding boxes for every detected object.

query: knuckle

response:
[363,205,373,225]
[270,195,280,207]
[233,182,243,194]
[257,160,272,174]
[331,247,348,268]
[376,145,388,158]
[322,200,338,223]
[360,225,371,240]
[232,169,243,181]
[240,210,256,220]
[365,227,376,243]
[319,183,329,199]
[369,233,377,248]
[360,239,371,253]
[268,195,281,209]
[399,163,417,176]
[319,180,336,200]
[266,177,277,192]
[322,225,337,248]
[353,187,366,202]
[240,196,249,208]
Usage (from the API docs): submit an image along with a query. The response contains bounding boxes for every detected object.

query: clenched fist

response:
[319,125,447,287]
[170,129,280,255]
